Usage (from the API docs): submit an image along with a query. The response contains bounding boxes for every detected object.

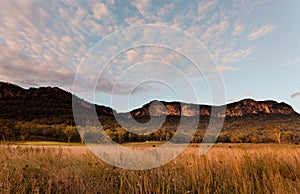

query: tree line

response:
[0,117,299,144]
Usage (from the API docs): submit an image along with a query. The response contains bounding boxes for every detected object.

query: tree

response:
[15,122,31,141]
[64,126,77,143]
[0,125,9,143]
[277,131,282,144]
[76,125,86,144]
[116,127,126,143]
[272,127,282,144]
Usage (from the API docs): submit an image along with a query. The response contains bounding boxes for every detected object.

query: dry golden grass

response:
[0,144,299,193]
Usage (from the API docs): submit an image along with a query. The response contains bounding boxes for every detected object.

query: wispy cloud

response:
[283,57,300,66]
[185,0,268,66]
[244,92,253,96]
[199,18,229,44]
[232,0,267,15]
[131,0,153,20]
[221,47,256,64]
[291,92,300,98]
[0,0,280,95]
[215,66,236,73]
[232,24,245,36]
[197,0,217,21]
[227,98,237,102]
[247,24,278,41]
[281,57,300,72]
[93,2,110,19]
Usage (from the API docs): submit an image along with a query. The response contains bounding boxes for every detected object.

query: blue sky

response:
[0,0,299,112]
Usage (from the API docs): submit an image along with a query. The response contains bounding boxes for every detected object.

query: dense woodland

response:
[1,114,299,144]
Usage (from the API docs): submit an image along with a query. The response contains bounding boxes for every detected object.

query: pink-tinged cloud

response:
[221,46,255,64]
[215,66,235,72]
[248,24,278,41]
[227,98,236,102]
[291,92,300,98]
[232,24,245,36]
[244,92,253,96]
[284,57,300,67]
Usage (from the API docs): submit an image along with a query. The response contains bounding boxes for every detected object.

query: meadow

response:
[0,143,299,194]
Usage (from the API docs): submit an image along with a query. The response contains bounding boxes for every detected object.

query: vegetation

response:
[1,76,299,193]
[63,126,77,144]
[0,119,81,143]
[0,144,299,193]
[1,114,300,144]
[1,82,299,144]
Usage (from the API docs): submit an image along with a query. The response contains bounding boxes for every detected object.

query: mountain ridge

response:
[0,81,298,120]
[1,81,299,144]
[0,81,114,122]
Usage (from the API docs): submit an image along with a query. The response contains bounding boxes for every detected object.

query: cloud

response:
[197,0,217,21]
[244,92,253,96]
[227,98,237,102]
[232,24,245,36]
[131,0,152,19]
[215,66,235,72]
[185,0,267,66]
[248,24,278,41]
[199,18,229,44]
[291,92,300,98]
[125,16,147,26]
[0,0,280,97]
[232,0,267,15]
[125,49,140,63]
[0,1,87,89]
[221,47,256,64]
[93,2,110,20]
[284,57,300,66]
[281,57,300,71]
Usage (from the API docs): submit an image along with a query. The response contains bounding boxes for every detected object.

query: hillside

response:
[0,81,299,143]
[0,82,113,123]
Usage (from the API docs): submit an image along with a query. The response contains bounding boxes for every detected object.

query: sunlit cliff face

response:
[129,99,296,118]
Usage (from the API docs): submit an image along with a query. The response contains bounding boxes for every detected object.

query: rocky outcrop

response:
[130,99,296,118]
[225,99,295,116]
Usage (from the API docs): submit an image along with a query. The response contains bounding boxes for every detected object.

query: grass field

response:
[0,143,299,193]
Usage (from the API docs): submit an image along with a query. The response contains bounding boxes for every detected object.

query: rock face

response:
[225,99,295,116]
[130,99,296,118]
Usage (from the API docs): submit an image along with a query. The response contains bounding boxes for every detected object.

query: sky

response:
[0,0,300,113]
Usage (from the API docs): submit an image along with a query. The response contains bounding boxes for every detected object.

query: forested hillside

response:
[0,82,299,143]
